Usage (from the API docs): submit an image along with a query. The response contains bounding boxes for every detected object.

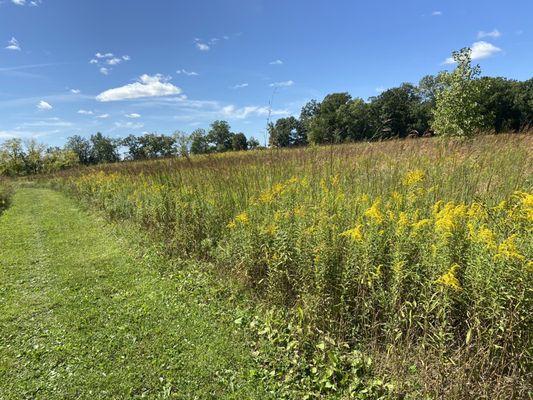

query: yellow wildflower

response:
[435,264,462,291]
[496,235,524,261]
[365,198,384,224]
[235,212,249,224]
[340,225,363,242]
[403,169,425,186]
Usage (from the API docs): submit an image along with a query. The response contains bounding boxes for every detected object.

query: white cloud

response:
[96,52,114,59]
[431,11,442,16]
[70,89,81,94]
[269,80,294,88]
[107,57,123,66]
[232,83,249,89]
[96,113,110,119]
[221,105,288,119]
[96,74,182,102]
[477,29,501,39]
[269,59,284,65]
[37,100,52,110]
[90,52,130,74]
[5,37,21,51]
[177,69,199,76]
[196,42,210,51]
[11,0,41,6]
[114,121,144,129]
[125,113,141,118]
[77,109,94,115]
[444,41,502,64]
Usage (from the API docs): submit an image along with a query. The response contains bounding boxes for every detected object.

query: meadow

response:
[39,134,532,398]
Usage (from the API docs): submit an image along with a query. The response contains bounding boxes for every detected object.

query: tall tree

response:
[90,132,119,163]
[190,129,210,155]
[432,48,488,138]
[231,133,248,151]
[65,135,92,165]
[207,120,233,152]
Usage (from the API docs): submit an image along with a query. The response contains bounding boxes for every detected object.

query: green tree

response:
[231,133,248,151]
[247,137,260,150]
[190,129,210,155]
[307,93,352,144]
[432,48,488,138]
[90,132,119,163]
[65,135,92,165]
[207,120,233,152]
[268,116,302,147]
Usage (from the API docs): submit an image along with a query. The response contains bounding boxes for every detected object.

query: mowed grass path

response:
[0,189,269,399]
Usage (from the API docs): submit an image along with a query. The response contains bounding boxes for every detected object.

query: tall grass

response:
[49,134,532,398]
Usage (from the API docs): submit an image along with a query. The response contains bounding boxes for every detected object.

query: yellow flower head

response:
[403,169,425,186]
[340,225,364,242]
[496,235,524,261]
[364,198,384,224]
[435,264,462,291]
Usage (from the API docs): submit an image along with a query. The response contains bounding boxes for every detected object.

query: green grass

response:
[0,188,271,399]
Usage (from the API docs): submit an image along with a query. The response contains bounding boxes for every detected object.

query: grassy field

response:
[0,188,273,399]
[2,134,532,398]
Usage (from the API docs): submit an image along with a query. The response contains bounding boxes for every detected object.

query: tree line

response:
[1,48,531,176]
[269,49,532,146]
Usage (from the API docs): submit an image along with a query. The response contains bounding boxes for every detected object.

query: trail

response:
[0,188,267,399]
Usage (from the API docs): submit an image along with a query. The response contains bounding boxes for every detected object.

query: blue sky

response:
[1,0,532,147]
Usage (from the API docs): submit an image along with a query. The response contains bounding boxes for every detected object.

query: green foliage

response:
[208,120,234,152]
[268,116,305,147]
[232,132,248,151]
[0,138,79,176]
[432,48,488,138]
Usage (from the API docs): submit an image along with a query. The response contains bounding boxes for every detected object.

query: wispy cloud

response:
[125,113,141,118]
[5,37,21,51]
[11,0,41,6]
[269,80,294,88]
[221,105,288,119]
[90,52,130,75]
[231,83,249,89]
[96,74,182,102]
[176,69,199,76]
[96,113,109,119]
[195,42,210,51]
[431,11,442,16]
[114,121,144,129]
[269,59,284,65]
[477,29,501,39]
[444,41,502,64]
[37,100,52,110]
[77,109,94,115]
[70,89,81,94]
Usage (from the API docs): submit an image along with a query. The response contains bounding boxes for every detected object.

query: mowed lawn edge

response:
[0,188,270,399]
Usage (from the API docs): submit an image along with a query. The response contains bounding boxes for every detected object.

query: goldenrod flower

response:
[435,264,462,291]
[403,169,425,186]
[340,225,363,242]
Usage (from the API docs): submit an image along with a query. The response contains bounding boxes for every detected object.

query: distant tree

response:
[65,135,92,165]
[190,129,210,155]
[432,48,488,138]
[207,120,233,152]
[337,98,372,141]
[0,138,26,176]
[231,133,248,151]
[43,148,79,172]
[121,135,144,160]
[247,137,260,150]
[368,83,427,138]
[299,99,320,141]
[514,78,533,130]
[307,93,352,144]
[90,132,119,163]
[268,116,302,147]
